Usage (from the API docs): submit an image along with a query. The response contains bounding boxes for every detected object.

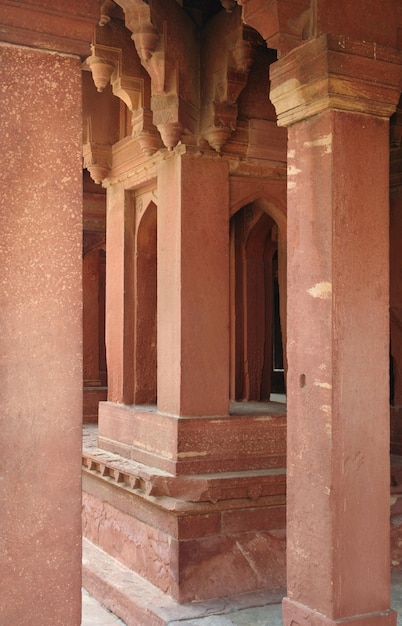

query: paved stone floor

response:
[82,589,125,625]
[83,571,402,626]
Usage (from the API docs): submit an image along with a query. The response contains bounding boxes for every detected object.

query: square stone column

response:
[157,152,230,417]
[269,35,402,626]
[0,43,85,625]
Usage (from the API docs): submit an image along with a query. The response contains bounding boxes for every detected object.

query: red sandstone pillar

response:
[157,153,230,416]
[105,184,135,404]
[0,44,84,625]
[270,35,402,626]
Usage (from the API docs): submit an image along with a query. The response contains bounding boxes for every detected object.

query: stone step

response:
[82,538,285,626]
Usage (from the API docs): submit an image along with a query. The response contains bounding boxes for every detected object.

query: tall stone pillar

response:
[0,2,97,624]
[269,35,402,626]
[0,46,83,626]
[157,152,230,417]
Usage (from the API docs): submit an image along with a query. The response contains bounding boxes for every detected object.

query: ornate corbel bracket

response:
[202,25,255,153]
[83,143,112,185]
[237,0,312,57]
[99,0,117,27]
[115,0,185,150]
[87,43,143,111]
[86,37,161,155]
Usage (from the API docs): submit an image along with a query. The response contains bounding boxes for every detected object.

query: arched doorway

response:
[230,200,286,401]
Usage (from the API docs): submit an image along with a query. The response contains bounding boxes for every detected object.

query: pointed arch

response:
[229,194,287,400]
[135,200,157,403]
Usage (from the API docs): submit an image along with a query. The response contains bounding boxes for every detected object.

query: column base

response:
[98,400,286,474]
[283,598,397,626]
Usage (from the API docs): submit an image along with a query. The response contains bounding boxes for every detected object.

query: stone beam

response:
[0,0,98,56]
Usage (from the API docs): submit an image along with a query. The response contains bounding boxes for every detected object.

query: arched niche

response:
[83,244,107,388]
[229,196,287,402]
[134,200,157,404]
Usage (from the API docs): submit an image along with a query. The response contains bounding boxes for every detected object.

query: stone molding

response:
[82,426,286,505]
[269,34,402,127]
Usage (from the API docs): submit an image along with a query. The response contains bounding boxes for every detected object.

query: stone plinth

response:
[98,402,286,474]
[82,417,286,603]
[84,386,108,423]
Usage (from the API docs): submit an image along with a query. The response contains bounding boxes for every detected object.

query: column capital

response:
[270,34,402,127]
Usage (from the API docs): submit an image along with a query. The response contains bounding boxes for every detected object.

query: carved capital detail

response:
[270,34,402,127]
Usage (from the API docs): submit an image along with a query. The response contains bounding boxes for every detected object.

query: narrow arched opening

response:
[230,200,286,402]
[135,200,157,404]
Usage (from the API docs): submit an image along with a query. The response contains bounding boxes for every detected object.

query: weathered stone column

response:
[0,46,84,626]
[270,35,402,626]
[157,152,230,417]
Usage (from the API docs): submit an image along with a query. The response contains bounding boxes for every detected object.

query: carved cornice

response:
[83,19,162,182]
[0,0,98,56]
[270,34,402,127]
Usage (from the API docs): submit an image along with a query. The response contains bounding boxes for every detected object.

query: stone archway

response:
[134,200,157,404]
[230,202,285,401]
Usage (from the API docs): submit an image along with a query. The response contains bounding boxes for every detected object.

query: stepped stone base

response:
[82,538,286,626]
[82,422,287,603]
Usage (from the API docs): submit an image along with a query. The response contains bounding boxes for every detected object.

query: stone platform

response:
[82,401,287,607]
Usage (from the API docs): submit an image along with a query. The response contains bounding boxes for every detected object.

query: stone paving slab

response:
[82,588,125,625]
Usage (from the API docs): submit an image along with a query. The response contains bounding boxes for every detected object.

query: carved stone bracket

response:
[236,0,312,57]
[115,0,192,150]
[84,19,162,167]
[202,14,255,153]
[87,43,143,111]
[83,142,112,184]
